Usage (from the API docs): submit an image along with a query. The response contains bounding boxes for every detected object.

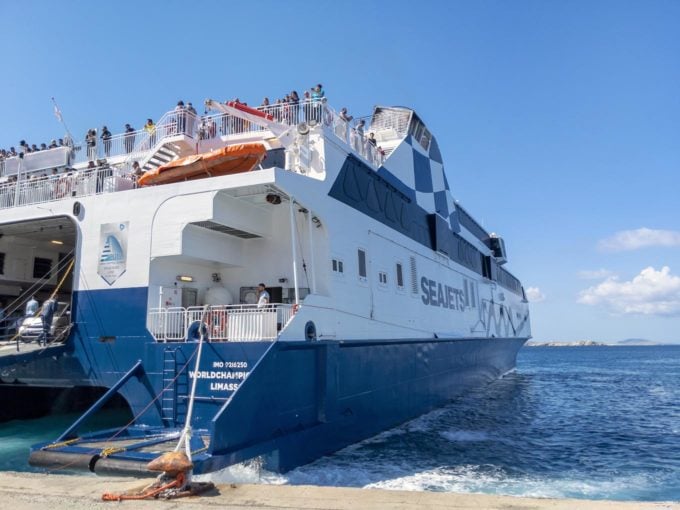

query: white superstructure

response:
[0,99,530,346]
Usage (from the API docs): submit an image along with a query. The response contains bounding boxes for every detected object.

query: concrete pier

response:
[0,472,676,509]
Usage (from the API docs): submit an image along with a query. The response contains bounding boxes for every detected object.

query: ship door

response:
[181,288,198,308]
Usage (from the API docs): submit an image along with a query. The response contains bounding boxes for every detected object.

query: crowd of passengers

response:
[0,161,139,208]
[0,100,200,163]
[1,83,384,175]
[224,83,385,161]
[0,139,67,160]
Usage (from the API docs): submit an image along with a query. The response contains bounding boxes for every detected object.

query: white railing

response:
[124,110,202,165]
[0,98,387,198]
[0,166,135,209]
[322,106,385,168]
[148,303,297,343]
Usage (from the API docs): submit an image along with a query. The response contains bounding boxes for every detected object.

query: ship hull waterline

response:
[28,335,527,475]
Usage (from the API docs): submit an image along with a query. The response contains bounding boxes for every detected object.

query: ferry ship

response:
[0,96,530,475]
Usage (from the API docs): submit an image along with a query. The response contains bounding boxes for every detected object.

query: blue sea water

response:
[2,345,679,502]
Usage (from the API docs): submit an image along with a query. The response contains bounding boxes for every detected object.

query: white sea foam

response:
[648,385,675,401]
[439,430,492,442]
[193,458,286,485]
[363,465,665,501]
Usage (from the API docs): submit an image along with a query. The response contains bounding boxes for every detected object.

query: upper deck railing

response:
[0,100,389,210]
[0,166,135,209]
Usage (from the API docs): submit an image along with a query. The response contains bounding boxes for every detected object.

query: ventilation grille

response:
[410,256,418,294]
[191,221,260,239]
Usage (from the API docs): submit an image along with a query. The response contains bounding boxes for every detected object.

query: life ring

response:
[204,310,227,339]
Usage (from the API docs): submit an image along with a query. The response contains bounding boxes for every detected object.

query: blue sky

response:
[2,1,679,342]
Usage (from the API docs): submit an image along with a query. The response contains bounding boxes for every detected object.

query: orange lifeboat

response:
[138,143,267,186]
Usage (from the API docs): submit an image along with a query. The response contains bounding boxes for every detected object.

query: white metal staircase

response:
[125,111,200,172]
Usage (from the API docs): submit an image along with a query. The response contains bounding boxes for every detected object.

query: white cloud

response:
[598,228,680,252]
[525,286,545,303]
[578,266,680,316]
[577,269,615,280]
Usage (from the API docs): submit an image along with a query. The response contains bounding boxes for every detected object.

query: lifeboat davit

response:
[138,143,267,186]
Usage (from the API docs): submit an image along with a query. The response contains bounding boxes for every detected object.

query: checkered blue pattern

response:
[382,132,458,232]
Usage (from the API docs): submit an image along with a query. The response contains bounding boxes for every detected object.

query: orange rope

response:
[101,472,185,501]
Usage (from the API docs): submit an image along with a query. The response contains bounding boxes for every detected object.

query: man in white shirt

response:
[257,283,270,308]
[26,296,39,316]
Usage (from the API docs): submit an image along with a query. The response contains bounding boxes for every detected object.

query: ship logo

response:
[100,235,125,263]
[98,221,129,286]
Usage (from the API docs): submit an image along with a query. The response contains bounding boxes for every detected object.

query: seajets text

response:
[421,276,465,311]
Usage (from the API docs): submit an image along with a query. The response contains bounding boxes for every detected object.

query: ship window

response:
[332,258,344,274]
[378,271,388,285]
[420,129,431,151]
[396,262,404,288]
[358,249,367,279]
[410,256,418,294]
[33,257,52,279]
[0,252,4,275]
[482,255,492,280]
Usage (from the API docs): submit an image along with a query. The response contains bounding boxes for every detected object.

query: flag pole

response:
[51,97,73,142]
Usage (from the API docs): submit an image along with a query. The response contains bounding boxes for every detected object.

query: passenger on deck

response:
[86,129,97,160]
[49,140,58,149]
[257,283,270,308]
[289,91,300,124]
[352,119,366,155]
[101,126,112,157]
[312,84,325,100]
[132,161,143,185]
[339,108,353,123]
[377,146,386,164]
[144,119,156,147]
[311,85,324,123]
[207,117,217,139]
[175,101,186,134]
[198,117,207,140]
[124,124,135,153]
[366,132,377,162]
[336,108,353,140]
[302,91,312,122]
[187,103,197,133]
[356,119,365,138]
